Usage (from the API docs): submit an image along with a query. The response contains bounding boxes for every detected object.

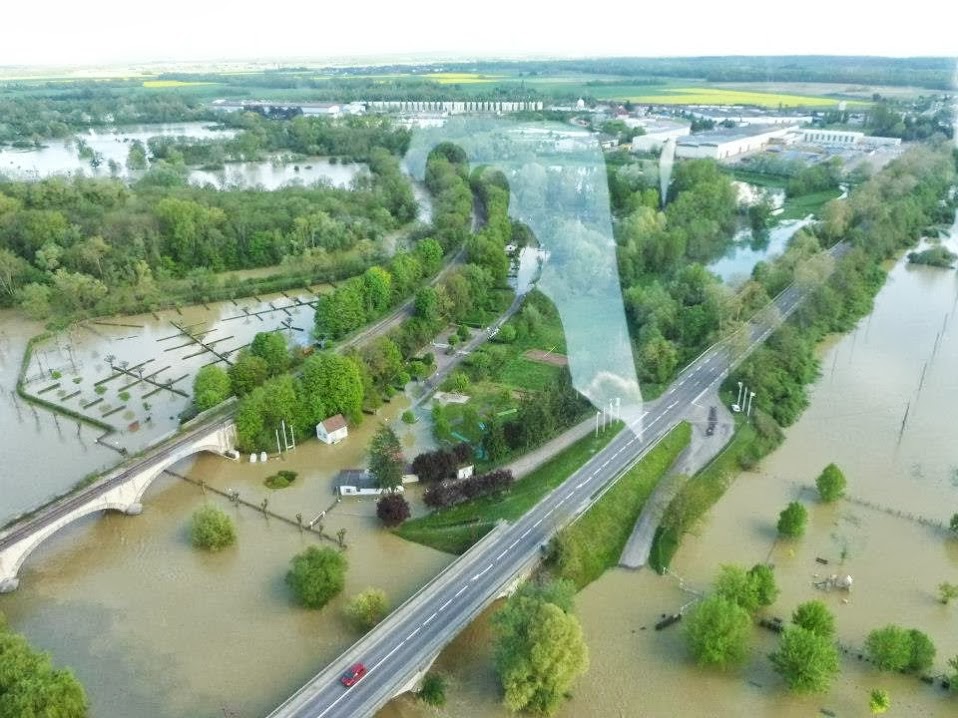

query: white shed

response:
[316,414,348,445]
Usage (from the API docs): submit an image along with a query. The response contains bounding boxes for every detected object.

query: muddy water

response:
[3,287,333,524]
[0,394,445,718]
[0,122,365,190]
[378,219,958,717]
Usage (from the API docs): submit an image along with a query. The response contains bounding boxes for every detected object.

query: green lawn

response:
[498,357,562,392]
[779,188,843,220]
[550,422,691,589]
[395,422,624,554]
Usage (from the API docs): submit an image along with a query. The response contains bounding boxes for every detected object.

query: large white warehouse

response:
[675,125,797,160]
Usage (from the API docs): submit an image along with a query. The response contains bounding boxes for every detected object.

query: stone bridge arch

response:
[0,422,236,593]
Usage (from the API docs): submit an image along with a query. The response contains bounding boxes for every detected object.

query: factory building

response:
[675,125,797,160]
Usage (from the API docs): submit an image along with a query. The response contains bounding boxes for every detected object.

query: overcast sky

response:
[2,0,955,67]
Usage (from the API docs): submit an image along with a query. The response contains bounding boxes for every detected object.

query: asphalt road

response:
[267,259,830,718]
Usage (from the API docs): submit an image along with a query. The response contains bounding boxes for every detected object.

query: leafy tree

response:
[362,266,393,316]
[748,564,779,609]
[414,286,440,322]
[369,425,403,490]
[906,629,936,673]
[777,501,808,538]
[770,626,840,694]
[0,624,88,718]
[249,331,290,376]
[344,588,389,630]
[286,546,347,610]
[816,463,847,502]
[791,600,836,639]
[228,351,269,396]
[192,365,231,411]
[299,352,364,424]
[865,625,914,672]
[493,583,588,716]
[950,512,958,535]
[376,493,410,527]
[869,688,891,714]
[190,505,236,551]
[417,673,447,707]
[684,595,751,669]
[715,565,761,614]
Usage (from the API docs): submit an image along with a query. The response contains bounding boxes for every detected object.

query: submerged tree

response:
[684,595,752,669]
[777,501,808,538]
[770,626,840,694]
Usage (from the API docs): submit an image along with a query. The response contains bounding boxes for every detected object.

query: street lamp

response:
[746,392,756,419]
[734,381,744,412]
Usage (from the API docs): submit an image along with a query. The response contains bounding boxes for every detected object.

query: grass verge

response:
[548,422,691,589]
[395,423,624,554]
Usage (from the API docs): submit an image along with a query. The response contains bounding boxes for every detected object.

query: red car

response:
[340,662,367,687]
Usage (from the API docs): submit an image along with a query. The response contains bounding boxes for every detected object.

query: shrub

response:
[401,410,416,424]
[190,505,236,551]
[865,625,935,673]
[344,588,389,630]
[94,385,107,395]
[376,493,411,527]
[264,470,298,490]
[770,626,840,694]
[51,370,62,379]
[684,595,751,668]
[286,546,347,609]
[777,501,808,538]
[417,673,447,707]
[118,390,130,401]
[493,324,517,343]
[792,600,836,639]
[816,463,847,502]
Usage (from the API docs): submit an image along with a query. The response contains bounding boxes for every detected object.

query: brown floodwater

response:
[0,392,445,718]
[377,219,958,717]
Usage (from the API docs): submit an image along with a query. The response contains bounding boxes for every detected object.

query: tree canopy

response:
[285,546,347,610]
[816,463,847,502]
[770,626,840,694]
[189,505,236,551]
[684,594,752,669]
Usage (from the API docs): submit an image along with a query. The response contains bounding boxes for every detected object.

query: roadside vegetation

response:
[343,588,390,631]
[546,422,691,588]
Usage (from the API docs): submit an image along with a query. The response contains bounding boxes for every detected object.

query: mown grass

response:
[549,422,691,589]
[395,423,624,554]
[779,188,843,220]
[498,357,561,392]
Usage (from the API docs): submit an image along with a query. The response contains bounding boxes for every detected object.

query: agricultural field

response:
[141,79,217,88]
[589,85,852,107]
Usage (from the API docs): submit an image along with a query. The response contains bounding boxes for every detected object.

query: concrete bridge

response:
[0,413,237,593]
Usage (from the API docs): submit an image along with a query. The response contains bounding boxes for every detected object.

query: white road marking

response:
[575,481,586,489]
[454,586,467,598]
[439,599,452,612]
[520,529,530,539]
[533,519,542,527]
[407,627,421,640]
[496,549,508,560]
[424,612,437,625]
[509,540,519,549]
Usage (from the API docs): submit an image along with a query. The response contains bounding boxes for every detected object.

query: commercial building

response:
[630,118,692,152]
[798,129,901,148]
[675,125,797,160]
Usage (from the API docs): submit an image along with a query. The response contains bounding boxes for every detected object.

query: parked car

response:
[340,662,367,687]
[706,406,718,436]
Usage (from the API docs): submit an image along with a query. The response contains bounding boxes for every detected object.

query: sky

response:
[2,0,955,67]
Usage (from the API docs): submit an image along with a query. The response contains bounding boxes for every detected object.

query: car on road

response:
[340,662,367,687]
[706,406,718,436]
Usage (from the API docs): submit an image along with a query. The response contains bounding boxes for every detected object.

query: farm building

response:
[316,414,348,445]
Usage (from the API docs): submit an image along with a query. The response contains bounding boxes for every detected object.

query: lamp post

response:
[735,381,744,412]
[746,391,756,419]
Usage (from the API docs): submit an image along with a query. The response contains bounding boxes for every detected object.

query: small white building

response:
[316,414,348,445]
[457,464,475,480]
[336,469,405,497]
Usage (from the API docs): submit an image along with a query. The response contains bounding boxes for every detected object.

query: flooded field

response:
[708,217,813,286]
[0,122,366,189]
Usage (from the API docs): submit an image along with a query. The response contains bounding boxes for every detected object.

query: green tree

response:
[865,625,914,672]
[126,140,148,170]
[770,626,840,694]
[906,629,936,673]
[299,352,364,424]
[249,331,290,375]
[493,585,589,716]
[228,351,269,396]
[684,595,752,669]
[417,673,447,707]
[950,513,958,535]
[17,283,53,319]
[189,505,236,551]
[777,501,808,538]
[286,546,347,610]
[791,600,836,639]
[414,286,440,322]
[869,688,891,714]
[192,365,231,411]
[715,564,761,614]
[369,425,403,490]
[362,266,393,316]
[0,624,88,718]
[816,463,847,502]
[344,588,389,631]
[748,564,779,609]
